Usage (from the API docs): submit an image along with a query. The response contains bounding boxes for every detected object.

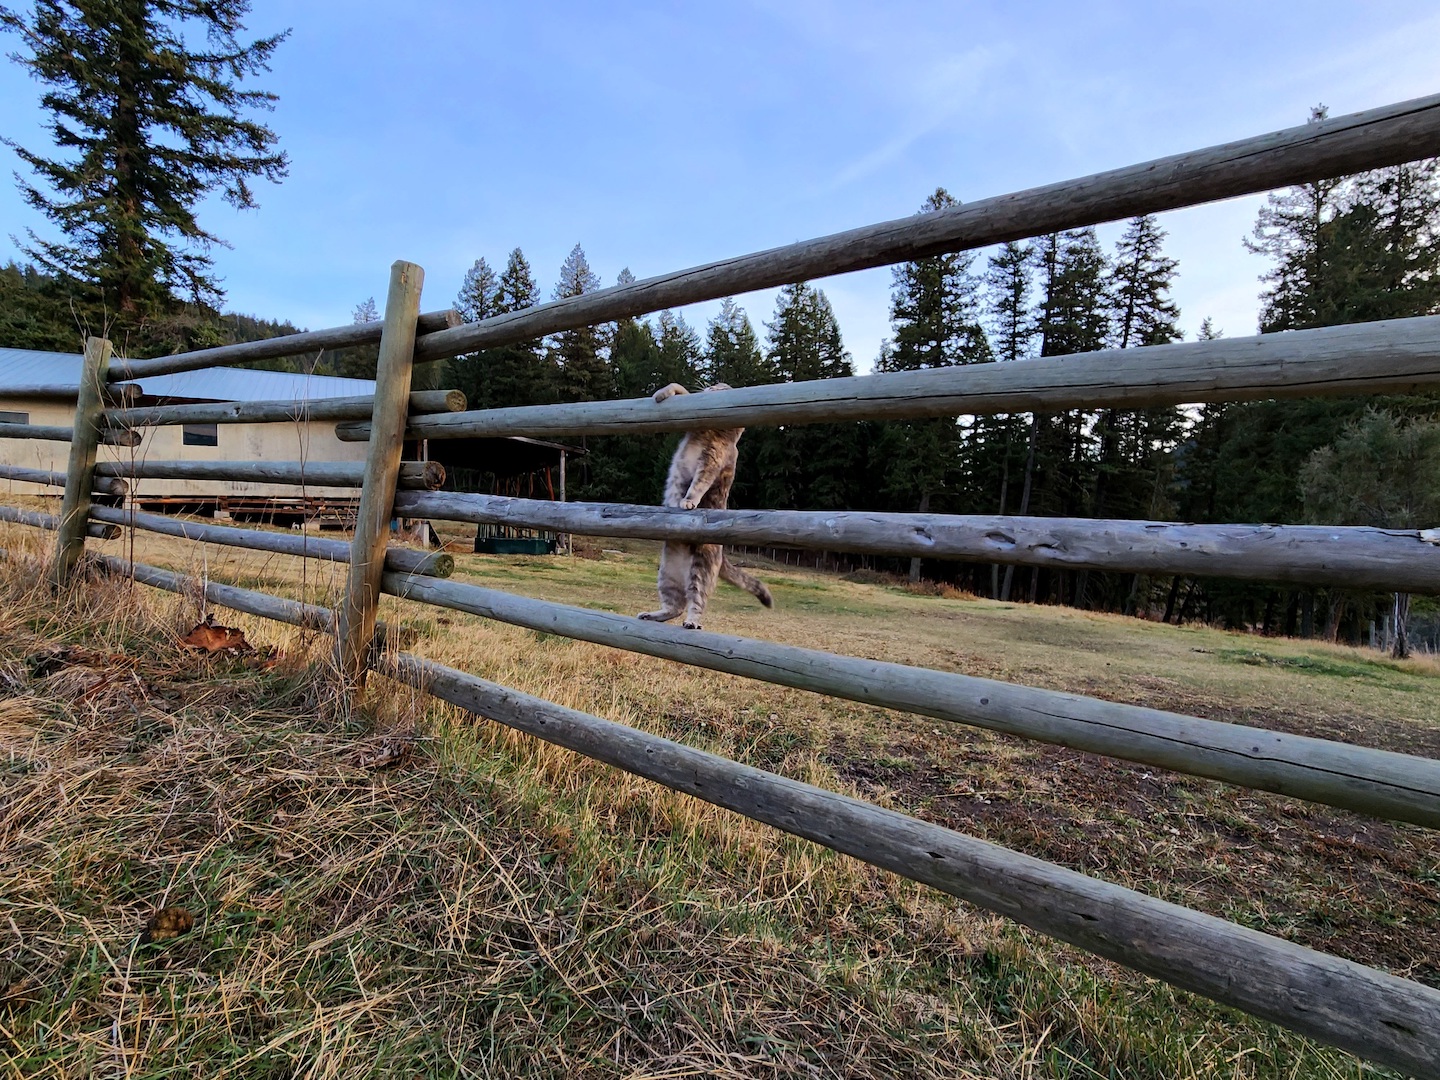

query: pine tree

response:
[485,248,554,408]
[654,311,704,389]
[1300,411,1440,656]
[1009,230,1111,603]
[872,189,989,578]
[1093,215,1182,522]
[353,297,379,324]
[1245,107,1345,333]
[0,0,288,319]
[550,244,611,403]
[983,240,1036,598]
[986,241,1036,365]
[446,258,498,408]
[761,282,861,509]
[705,298,774,387]
[1080,215,1183,609]
[454,258,498,324]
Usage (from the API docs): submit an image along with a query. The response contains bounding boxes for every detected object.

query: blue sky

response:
[1,1,1437,371]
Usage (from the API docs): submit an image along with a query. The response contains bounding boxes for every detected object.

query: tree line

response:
[0,5,1435,650]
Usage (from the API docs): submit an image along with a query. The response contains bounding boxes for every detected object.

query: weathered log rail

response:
[0,462,128,498]
[0,420,141,445]
[393,490,1440,594]
[93,458,446,490]
[105,388,465,429]
[340,315,1440,442]
[90,505,453,578]
[106,307,461,381]
[3,96,1440,1075]
[0,503,118,539]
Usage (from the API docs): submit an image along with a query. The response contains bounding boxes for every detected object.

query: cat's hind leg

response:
[682,544,723,629]
[638,543,688,622]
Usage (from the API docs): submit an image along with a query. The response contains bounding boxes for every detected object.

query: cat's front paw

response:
[680,498,698,510]
[682,620,702,630]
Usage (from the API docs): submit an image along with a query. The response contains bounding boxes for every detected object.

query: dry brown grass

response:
[0,519,1434,1077]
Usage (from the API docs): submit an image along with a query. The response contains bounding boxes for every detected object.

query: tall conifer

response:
[0,0,289,318]
[873,189,989,578]
[551,244,611,403]
[762,282,860,509]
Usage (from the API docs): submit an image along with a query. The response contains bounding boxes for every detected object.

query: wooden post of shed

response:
[336,261,424,692]
[558,448,568,555]
[50,336,114,586]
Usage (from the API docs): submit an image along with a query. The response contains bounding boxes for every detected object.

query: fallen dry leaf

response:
[355,736,412,771]
[140,906,194,944]
[179,614,250,654]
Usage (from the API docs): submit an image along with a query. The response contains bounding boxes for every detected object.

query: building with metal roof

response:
[0,348,581,542]
[0,346,377,402]
[0,346,375,522]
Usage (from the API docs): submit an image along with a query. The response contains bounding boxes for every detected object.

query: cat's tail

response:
[720,556,774,608]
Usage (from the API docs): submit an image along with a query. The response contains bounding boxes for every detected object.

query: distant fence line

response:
[3,95,1440,1076]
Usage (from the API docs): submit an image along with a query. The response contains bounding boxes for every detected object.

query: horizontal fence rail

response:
[93,459,446,490]
[87,554,416,650]
[106,388,466,429]
[90,506,453,578]
[403,94,1440,366]
[393,491,1440,594]
[341,315,1440,442]
[379,651,1440,1079]
[0,463,127,498]
[107,308,461,382]
[0,421,141,446]
[0,504,118,539]
[380,573,1440,829]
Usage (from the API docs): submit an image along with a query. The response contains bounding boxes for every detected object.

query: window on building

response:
[182,423,219,447]
[0,411,29,425]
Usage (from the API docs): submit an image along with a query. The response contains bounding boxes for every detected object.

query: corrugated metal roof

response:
[0,347,376,401]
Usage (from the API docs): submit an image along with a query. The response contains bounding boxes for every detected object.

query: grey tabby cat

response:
[638,382,774,630]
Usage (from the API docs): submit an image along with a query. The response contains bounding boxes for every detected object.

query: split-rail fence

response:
[4,96,1440,1076]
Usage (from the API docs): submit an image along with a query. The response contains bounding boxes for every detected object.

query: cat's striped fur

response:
[637,382,774,630]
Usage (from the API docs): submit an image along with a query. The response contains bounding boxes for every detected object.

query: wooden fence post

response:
[336,260,424,691]
[51,336,114,586]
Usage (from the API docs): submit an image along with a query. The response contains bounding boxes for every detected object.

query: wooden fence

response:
[3,95,1440,1075]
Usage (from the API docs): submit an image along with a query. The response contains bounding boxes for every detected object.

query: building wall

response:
[0,396,367,501]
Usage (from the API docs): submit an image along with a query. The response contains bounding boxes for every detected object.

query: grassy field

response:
[1,519,1437,1078]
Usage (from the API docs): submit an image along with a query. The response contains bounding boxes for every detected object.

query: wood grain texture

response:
[107,308,459,381]
[93,458,445,490]
[406,95,1440,366]
[343,315,1440,442]
[0,503,119,539]
[51,337,115,585]
[394,491,1440,594]
[106,389,465,429]
[0,463,127,498]
[90,505,453,578]
[337,260,423,687]
[377,650,1440,1077]
[0,421,140,446]
[379,573,1440,829]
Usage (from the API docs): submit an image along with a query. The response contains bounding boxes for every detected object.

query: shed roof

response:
[0,347,375,402]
